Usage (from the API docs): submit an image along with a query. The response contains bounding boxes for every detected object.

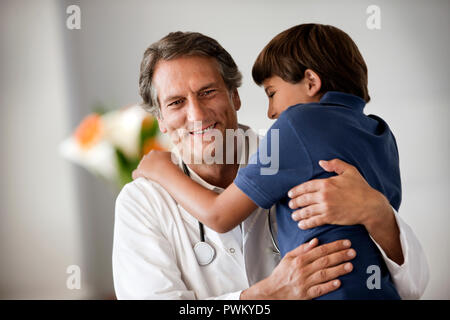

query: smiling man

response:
[150,54,243,185]
[112,31,429,299]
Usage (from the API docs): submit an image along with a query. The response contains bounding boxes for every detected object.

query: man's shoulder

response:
[118,177,167,203]
[115,177,178,224]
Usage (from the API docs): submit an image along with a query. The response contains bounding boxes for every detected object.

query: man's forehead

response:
[154,56,224,100]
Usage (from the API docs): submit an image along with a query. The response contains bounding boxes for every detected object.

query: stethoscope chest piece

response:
[181,161,216,266]
[194,241,215,266]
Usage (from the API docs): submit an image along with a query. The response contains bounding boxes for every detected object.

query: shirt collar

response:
[319,91,366,112]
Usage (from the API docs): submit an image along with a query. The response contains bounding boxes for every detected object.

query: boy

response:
[136,24,401,299]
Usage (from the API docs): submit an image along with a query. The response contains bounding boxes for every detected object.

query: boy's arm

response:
[132,151,258,233]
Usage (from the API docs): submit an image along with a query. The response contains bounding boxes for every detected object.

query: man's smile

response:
[189,122,218,135]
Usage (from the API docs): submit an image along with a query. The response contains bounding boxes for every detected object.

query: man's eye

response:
[200,89,216,96]
[268,92,275,98]
[168,99,183,107]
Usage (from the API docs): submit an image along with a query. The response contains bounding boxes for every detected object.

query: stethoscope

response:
[268,208,281,255]
[181,161,281,266]
[182,161,216,266]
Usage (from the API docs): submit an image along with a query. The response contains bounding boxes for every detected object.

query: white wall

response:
[0,0,88,299]
[1,0,448,299]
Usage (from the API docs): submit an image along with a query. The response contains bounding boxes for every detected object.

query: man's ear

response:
[304,69,322,97]
[156,114,167,133]
[231,88,241,111]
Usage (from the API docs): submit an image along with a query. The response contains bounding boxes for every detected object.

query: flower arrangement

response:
[60,104,171,188]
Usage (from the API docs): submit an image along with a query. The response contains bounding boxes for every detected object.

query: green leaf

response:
[115,148,140,187]
[91,102,109,115]
[140,117,159,153]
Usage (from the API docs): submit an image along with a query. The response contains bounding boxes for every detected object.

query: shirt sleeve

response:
[369,208,430,299]
[113,181,242,300]
[206,291,242,300]
[234,113,313,209]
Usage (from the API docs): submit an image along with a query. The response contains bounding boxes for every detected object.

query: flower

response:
[60,104,171,188]
[74,114,103,149]
[102,105,148,159]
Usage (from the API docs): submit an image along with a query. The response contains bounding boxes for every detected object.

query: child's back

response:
[234,91,401,299]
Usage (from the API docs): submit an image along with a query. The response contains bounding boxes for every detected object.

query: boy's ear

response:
[304,69,322,97]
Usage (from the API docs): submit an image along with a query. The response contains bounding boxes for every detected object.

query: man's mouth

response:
[189,122,217,135]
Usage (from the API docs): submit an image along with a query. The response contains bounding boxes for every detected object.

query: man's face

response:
[152,55,241,163]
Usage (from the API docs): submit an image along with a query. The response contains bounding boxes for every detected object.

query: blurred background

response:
[0,0,448,299]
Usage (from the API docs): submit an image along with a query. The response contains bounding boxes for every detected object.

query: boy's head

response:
[252,24,370,119]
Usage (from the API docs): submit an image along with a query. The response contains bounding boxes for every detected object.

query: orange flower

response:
[74,114,103,149]
[141,115,154,129]
[142,137,164,156]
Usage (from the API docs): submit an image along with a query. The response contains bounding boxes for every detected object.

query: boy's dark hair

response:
[252,24,370,102]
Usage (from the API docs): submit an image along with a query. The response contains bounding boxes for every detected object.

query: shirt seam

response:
[235,174,274,209]
[284,112,314,180]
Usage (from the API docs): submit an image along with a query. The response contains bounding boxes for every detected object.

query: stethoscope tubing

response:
[181,160,280,263]
[182,161,215,266]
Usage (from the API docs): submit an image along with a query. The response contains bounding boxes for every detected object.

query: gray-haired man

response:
[112,32,428,299]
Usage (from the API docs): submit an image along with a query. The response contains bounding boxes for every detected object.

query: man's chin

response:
[178,141,223,165]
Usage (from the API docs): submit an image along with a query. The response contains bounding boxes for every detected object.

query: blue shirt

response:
[234,91,401,299]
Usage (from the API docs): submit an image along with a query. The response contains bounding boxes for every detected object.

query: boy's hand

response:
[132,150,177,182]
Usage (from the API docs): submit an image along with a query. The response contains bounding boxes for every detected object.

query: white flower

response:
[101,105,148,159]
[59,136,118,182]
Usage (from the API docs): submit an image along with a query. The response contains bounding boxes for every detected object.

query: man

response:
[112,31,429,299]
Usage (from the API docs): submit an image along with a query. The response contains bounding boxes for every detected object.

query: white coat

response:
[112,126,429,299]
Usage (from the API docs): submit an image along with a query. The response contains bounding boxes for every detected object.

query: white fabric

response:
[370,210,430,299]
[113,125,429,300]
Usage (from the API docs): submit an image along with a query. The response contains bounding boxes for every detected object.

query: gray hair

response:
[139,31,243,118]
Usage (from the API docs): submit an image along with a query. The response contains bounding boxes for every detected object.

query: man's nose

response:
[186,96,207,122]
